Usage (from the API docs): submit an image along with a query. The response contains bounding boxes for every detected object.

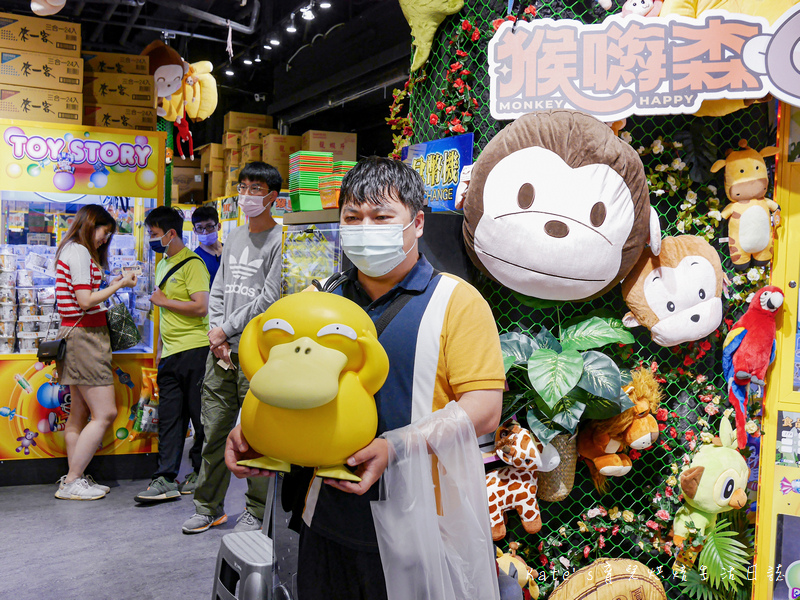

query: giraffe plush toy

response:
[486,421,561,541]
[712,139,779,271]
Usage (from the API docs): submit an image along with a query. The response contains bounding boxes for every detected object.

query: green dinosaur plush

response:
[398,0,465,72]
[672,418,750,547]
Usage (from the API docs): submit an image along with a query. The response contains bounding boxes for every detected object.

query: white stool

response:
[211,478,277,600]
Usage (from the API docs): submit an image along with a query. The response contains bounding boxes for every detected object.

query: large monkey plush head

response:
[621,235,723,347]
[141,40,189,99]
[463,110,659,302]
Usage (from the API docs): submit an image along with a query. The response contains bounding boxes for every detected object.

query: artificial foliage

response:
[401,1,775,598]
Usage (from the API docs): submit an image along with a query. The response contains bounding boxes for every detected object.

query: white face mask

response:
[239,193,269,218]
[340,222,415,277]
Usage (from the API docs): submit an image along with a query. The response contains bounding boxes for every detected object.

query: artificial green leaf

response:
[511,291,563,310]
[533,387,586,434]
[577,351,622,400]
[535,328,562,353]
[698,518,750,590]
[527,349,583,409]
[680,568,719,600]
[560,316,635,352]
[525,407,560,445]
[617,385,635,412]
[499,332,540,373]
[583,395,627,420]
[501,390,536,424]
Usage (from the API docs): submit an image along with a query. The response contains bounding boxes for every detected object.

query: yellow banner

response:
[0,355,157,459]
[0,119,164,198]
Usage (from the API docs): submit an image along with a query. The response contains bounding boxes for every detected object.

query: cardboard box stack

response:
[171,156,204,204]
[82,52,155,130]
[288,151,333,212]
[211,112,274,200]
[301,130,357,162]
[263,134,301,186]
[0,12,83,124]
[198,143,223,173]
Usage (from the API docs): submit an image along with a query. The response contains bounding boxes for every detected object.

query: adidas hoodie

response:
[208,222,282,353]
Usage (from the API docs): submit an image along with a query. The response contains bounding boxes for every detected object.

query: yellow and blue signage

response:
[402,132,473,212]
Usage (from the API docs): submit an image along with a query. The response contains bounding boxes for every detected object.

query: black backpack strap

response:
[158,256,202,289]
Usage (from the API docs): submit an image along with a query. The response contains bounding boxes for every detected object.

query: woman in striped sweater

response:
[54,204,137,501]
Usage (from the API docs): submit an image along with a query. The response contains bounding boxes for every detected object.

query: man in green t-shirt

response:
[135,206,211,503]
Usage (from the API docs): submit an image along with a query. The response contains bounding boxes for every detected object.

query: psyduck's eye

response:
[262,318,295,335]
[317,323,357,340]
[517,183,535,209]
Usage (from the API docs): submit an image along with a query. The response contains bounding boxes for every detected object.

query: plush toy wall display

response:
[549,558,667,600]
[672,419,749,550]
[723,285,784,448]
[463,109,660,302]
[711,140,780,271]
[578,367,662,493]
[621,235,724,347]
[237,292,389,481]
[486,421,561,540]
[141,41,190,119]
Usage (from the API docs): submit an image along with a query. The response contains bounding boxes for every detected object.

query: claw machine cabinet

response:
[0,119,165,484]
[756,103,800,599]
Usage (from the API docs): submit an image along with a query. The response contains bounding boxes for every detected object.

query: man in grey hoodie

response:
[181,162,283,534]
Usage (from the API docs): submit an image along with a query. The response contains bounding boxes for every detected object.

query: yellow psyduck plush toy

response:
[237,292,389,481]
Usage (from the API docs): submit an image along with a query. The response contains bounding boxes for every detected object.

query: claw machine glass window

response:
[0,191,156,355]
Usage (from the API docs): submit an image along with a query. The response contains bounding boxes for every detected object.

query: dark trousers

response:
[154,345,208,481]
[297,524,387,600]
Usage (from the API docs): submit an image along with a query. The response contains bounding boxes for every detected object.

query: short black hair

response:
[145,206,184,237]
[339,156,424,216]
[191,205,219,225]
[239,161,283,192]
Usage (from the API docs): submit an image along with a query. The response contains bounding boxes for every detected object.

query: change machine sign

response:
[403,132,474,212]
[488,5,800,122]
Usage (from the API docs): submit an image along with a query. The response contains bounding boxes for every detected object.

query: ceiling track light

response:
[319,1,331,7]
[270,37,281,46]
[224,65,234,76]
[301,4,315,20]
[243,55,253,65]
[286,13,297,33]
[254,53,262,63]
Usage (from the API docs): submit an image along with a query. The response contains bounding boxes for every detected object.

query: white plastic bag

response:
[371,401,500,600]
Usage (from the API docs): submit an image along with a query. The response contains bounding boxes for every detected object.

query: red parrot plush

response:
[175,117,194,160]
[722,285,784,448]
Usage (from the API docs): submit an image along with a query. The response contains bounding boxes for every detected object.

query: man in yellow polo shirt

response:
[136,206,211,503]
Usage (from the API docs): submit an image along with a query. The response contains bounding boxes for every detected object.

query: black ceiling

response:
[1,0,412,153]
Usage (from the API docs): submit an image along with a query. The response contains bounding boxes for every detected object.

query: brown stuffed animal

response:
[621,235,724,347]
[577,367,662,493]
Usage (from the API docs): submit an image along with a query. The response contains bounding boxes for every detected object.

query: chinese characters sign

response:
[0,120,164,198]
[403,133,474,212]
[489,5,800,121]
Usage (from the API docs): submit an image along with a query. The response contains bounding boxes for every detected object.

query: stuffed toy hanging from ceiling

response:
[621,235,724,347]
[712,139,779,271]
[463,109,661,302]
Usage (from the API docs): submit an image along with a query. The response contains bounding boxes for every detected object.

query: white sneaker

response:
[55,477,106,500]
[84,474,111,494]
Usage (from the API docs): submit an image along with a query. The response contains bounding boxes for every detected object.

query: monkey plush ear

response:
[622,312,640,328]
[649,207,662,257]
[680,466,705,499]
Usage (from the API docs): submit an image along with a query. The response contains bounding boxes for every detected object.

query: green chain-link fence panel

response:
[409,2,773,598]
[158,119,173,206]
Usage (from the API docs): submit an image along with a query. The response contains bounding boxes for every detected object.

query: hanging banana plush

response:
[398,0,465,71]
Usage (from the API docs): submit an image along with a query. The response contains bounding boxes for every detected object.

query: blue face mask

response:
[149,232,171,254]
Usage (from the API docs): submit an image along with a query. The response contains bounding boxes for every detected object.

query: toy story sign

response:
[0,356,156,460]
[402,132,474,212]
[0,119,164,197]
[488,5,800,122]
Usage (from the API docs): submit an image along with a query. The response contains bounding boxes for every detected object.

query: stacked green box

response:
[288,151,333,211]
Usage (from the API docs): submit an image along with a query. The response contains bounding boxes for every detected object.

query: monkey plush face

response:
[622,236,723,347]
[240,292,388,410]
[464,110,654,302]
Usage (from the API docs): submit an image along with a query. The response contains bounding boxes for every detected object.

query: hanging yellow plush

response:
[237,292,389,481]
[399,0,465,71]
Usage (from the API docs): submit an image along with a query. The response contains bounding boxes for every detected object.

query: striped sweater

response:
[56,242,106,327]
